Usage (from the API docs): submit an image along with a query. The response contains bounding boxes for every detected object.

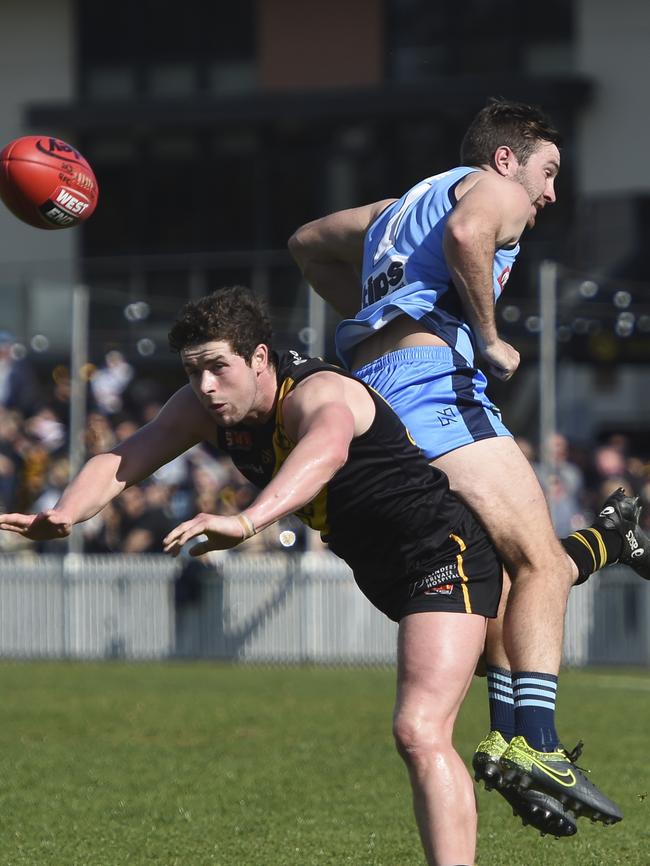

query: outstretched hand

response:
[163,513,248,558]
[0,510,72,541]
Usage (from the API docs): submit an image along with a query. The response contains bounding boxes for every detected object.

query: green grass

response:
[0,662,648,865]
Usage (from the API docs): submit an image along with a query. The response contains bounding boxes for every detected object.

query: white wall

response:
[576,0,650,195]
[0,0,77,294]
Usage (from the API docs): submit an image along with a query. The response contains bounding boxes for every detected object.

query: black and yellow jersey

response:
[212,351,502,618]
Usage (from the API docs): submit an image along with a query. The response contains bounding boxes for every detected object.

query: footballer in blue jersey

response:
[336,164,519,460]
[289,98,645,839]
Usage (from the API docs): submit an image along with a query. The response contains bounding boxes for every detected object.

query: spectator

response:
[0,331,39,415]
[117,483,176,553]
[85,411,117,456]
[90,350,133,415]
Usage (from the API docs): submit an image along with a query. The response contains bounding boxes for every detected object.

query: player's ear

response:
[493,145,517,177]
[251,343,268,372]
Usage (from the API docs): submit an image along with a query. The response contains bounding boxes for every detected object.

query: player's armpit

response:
[288,200,396,318]
[113,384,212,485]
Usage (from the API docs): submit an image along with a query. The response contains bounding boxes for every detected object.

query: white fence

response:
[0,554,648,665]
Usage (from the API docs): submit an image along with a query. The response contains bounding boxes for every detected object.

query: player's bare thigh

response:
[395,611,487,725]
[432,437,568,578]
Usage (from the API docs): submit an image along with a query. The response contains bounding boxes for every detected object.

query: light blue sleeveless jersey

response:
[335,166,520,369]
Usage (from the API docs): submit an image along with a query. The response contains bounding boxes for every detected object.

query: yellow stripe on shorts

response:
[449,533,472,614]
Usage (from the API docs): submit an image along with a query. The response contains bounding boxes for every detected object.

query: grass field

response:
[0,662,648,866]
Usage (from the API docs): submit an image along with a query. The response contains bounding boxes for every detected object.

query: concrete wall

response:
[0,0,77,338]
[576,0,650,195]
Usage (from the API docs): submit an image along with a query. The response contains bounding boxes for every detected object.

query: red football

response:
[0,135,99,230]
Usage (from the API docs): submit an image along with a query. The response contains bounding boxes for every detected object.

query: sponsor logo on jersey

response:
[51,186,90,216]
[224,430,253,449]
[289,350,308,366]
[363,258,406,306]
[236,461,265,477]
[497,265,511,291]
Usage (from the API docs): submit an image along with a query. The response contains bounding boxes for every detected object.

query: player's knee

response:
[393,708,450,765]
[508,543,573,589]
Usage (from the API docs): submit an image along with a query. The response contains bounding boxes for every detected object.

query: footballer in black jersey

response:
[213,349,501,622]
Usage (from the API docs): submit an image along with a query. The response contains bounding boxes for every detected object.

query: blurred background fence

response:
[0,554,647,666]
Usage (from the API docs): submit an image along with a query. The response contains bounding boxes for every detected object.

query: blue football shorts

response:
[354,346,513,460]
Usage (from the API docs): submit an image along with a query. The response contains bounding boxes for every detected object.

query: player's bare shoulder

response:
[452,170,531,245]
[458,170,530,211]
[287,369,375,438]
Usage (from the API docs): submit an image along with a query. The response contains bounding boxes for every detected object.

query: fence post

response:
[539,260,558,493]
[67,284,89,555]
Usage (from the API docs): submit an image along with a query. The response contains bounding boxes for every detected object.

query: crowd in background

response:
[516,432,650,536]
[0,341,316,555]
[1,336,649,556]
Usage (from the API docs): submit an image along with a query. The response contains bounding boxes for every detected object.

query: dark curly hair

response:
[168,286,273,363]
[460,98,562,167]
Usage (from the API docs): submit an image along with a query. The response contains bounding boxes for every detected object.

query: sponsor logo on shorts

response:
[409,563,461,598]
[436,407,457,426]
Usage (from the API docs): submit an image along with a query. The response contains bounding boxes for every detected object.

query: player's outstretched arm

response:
[164,372,362,558]
[0,385,210,542]
[288,200,396,318]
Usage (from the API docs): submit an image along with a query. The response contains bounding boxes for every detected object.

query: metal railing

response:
[0,554,647,665]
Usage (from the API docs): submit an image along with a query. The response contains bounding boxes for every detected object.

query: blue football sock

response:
[512,671,559,751]
[486,665,515,742]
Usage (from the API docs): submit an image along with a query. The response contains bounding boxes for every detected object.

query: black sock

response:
[562,527,623,585]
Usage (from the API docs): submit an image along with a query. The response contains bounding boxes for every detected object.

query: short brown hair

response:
[168,286,273,362]
[460,98,562,167]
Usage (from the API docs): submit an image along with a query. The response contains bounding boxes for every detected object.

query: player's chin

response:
[213,414,237,428]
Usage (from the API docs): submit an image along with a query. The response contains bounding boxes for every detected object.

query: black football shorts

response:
[353,507,502,623]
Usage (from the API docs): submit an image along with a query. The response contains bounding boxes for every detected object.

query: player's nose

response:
[199,370,217,393]
[545,180,557,204]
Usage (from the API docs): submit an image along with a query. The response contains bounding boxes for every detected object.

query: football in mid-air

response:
[0,135,99,229]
